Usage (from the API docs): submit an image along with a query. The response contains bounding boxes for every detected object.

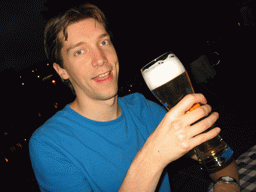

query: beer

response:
[141,52,233,172]
[152,72,193,110]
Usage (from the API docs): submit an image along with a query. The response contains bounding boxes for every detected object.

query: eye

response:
[75,49,85,56]
[100,40,109,46]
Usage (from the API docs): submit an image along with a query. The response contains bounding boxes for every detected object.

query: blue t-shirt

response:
[29,93,170,192]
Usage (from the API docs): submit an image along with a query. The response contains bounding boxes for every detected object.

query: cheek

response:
[63,60,92,84]
[108,50,119,70]
[107,46,118,61]
[116,62,120,76]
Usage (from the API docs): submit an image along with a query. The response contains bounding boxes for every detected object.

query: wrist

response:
[141,135,170,171]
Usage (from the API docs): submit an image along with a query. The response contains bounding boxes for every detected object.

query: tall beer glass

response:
[141,52,233,172]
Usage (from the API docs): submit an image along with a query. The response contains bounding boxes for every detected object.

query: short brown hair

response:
[44,3,110,90]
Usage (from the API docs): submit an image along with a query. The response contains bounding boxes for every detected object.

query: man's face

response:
[55,18,119,101]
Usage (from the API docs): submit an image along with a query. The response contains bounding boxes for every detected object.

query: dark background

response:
[0,0,243,72]
[1,0,256,191]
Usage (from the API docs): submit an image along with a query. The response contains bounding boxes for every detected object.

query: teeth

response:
[97,72,110,78]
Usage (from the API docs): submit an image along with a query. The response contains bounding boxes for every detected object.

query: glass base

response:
[198,146,233,172]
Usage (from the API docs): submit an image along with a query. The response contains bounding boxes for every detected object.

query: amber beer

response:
[141,52,233,172]
[152,71,194,110]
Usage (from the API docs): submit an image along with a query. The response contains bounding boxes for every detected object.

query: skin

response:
[53,18,239,192]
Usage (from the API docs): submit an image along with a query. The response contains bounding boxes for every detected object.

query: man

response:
[29,3,239,192]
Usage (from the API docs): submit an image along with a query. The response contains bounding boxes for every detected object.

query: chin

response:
[97,88,118,101]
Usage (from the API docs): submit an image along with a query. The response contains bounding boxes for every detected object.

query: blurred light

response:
[10,146,16,152]
[22,83,25,85]
[16,143,22,148]
[32,70,34,73]
[42,74,53,81]
[52,80,56,85]
[5,158,8,163]
[37,75,40,78]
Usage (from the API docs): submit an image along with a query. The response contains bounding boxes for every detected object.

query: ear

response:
[53,63,70,80]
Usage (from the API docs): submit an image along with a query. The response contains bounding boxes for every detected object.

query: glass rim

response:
[140,51,173,73]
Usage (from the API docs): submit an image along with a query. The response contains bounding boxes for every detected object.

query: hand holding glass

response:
[141,52,233,172]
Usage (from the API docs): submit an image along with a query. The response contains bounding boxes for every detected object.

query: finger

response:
[184,104,213,126]
[189,112,219,138]
[170,94,207,117]
[190,127,221,148]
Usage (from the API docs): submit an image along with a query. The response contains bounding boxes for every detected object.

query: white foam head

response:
[142,53,186,90]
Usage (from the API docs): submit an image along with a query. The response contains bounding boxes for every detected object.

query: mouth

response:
[92,71,112,83]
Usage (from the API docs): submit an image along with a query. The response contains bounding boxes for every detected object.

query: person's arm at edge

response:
[189,149,239,191]
[210,159,240,192]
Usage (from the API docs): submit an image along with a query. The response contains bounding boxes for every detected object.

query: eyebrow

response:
[66,33,109,52]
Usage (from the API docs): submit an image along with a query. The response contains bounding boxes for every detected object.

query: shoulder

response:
[29,104,80,172]
[29,105,72,147]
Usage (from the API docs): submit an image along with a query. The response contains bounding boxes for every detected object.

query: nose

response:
[92,48,108,67]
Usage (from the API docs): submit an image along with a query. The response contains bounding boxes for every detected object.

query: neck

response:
[70,95,121,122]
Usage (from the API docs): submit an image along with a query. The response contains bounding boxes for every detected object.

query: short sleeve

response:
[29,137,92,192]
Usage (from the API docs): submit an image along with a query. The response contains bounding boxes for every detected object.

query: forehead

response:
[61,18,107,44]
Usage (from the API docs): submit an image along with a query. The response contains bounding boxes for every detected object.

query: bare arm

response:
[118,94,220,191]
[210,159,240,192]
